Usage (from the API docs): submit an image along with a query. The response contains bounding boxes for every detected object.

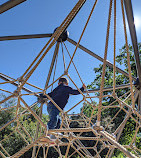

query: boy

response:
[47,77,86,130]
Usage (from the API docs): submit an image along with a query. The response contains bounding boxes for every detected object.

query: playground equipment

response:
[0,0,141,157]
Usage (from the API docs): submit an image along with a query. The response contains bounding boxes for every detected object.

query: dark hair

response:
[59,77,69,84]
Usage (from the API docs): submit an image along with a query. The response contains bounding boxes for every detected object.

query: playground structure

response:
[0,0,141,157]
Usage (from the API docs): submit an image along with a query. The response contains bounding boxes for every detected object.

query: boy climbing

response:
[47,77,86,131]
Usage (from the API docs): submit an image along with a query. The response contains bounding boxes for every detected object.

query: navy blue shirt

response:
[48,83,84,109]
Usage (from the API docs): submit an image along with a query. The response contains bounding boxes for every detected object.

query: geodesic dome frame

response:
[0,0,141,158]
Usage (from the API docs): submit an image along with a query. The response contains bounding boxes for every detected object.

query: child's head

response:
[58,77,69,85]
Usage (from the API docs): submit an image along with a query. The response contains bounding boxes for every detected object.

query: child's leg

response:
[47,103,60,129]
[55,116,61,129]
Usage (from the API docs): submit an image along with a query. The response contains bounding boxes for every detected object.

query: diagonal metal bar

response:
[124,0,141,84]
[67,37,136,81]
[0,34,52,41]
[0,73,33,94]
[0,0,27,14]
[139,90,141,115]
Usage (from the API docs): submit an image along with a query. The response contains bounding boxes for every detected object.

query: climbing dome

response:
[0,0,141,157]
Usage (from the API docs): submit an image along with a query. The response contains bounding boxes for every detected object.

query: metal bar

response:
[139,90,141,115]
[124,0,141,84]
[0,74,33,94]
[0,71,130,95]
[62,0,86,32]
[0,0,27,14]
[84,83,130,93]
[0,34,52,41]
[0,88,13,94]
[44,42,60,90]
[67,37,136,81]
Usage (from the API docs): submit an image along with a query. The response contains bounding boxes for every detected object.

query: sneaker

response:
[56,132,63,137]
[50,141,56,146]
[40,136,49,142]
[46,134,50,137]
[50,134,56,140]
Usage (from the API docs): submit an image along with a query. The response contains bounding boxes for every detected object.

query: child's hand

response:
[82,84,87,89]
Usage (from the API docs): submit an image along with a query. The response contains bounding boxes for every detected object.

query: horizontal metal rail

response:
[0,34,52,41]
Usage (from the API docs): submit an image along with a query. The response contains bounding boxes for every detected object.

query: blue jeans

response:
[47,102,61,129]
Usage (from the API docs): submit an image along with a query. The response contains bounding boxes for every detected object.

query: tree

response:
[0,94,49,158]
[86,43,141,156]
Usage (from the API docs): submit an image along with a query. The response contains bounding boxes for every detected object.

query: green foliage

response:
[112,152,126,158]
[0,94,50,157]
[0,94,27,156]
[87,43,141,156]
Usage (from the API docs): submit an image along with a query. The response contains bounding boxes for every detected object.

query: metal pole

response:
[0,74,33,94]
[84,83,130,93]
[0,73,130,94]
[124,0,141,84]
[67,37,136,81]
[0,34,52,41]
[139,90,141,115]
[0,0,27,14]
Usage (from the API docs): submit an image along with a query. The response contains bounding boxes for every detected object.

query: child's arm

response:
[68,84,86,95]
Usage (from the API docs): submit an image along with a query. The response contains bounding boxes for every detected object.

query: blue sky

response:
[0,0,141,114]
